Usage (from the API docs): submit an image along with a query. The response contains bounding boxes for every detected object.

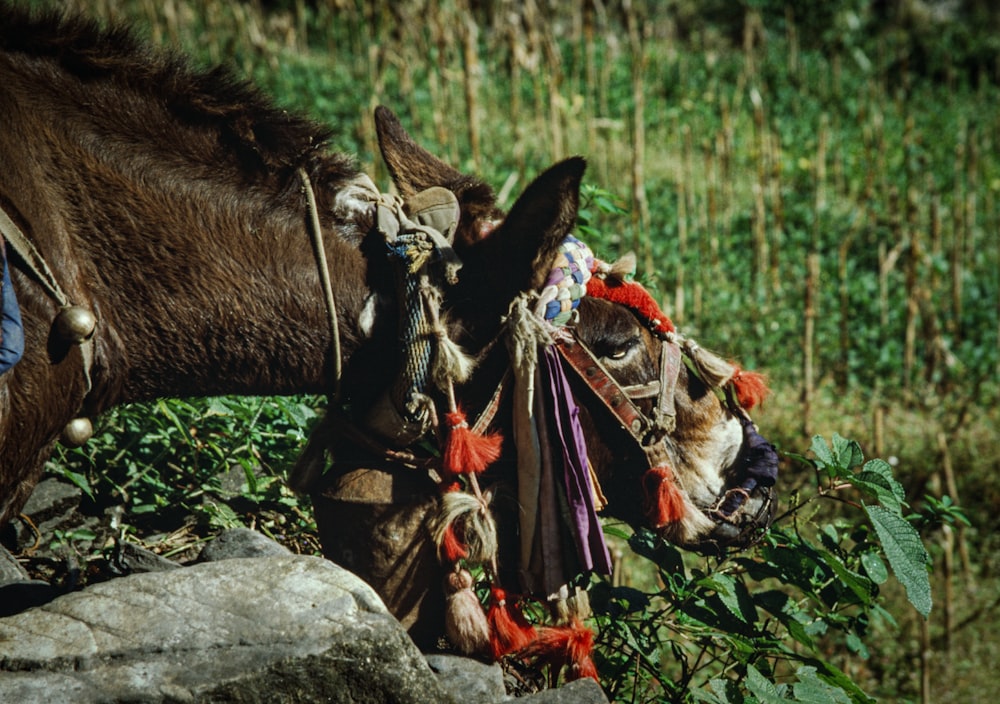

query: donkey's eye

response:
[601,336,640,362]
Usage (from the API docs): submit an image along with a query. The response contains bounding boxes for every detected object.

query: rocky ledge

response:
[0,479,608,703]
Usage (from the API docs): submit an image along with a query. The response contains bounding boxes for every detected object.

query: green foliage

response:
[51,396,321,540]
[590,434,928,703]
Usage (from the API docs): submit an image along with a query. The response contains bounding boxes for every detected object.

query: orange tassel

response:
[440,522,469,563]
[443,408,503,475]
[521,619,599,682]
[642,465,686,527]
[487,587,537,659]
[730,366,770,410]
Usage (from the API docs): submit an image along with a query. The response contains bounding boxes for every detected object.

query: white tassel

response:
[680,337,736,389]
[444,568,491,656]
[433,330,476,386]
[431,491,498,565]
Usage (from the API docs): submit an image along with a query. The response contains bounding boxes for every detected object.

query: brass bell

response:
[61,417,94,447]
[54,305,97,343]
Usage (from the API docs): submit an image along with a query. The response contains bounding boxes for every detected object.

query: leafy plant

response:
[589,434,931,703]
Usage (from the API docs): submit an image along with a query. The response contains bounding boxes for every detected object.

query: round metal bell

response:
[61,417,94,447]
[54,305,97,343]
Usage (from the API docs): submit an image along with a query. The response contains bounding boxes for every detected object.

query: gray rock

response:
[14,478,86,552]
[21,477,82,520]
[0,543,30,585]
[426,653,507,702]
[198,527,292,561]
[0,580,58,617]
[521,677,609,703]
[113,541,181,574]
[0,555,456,704]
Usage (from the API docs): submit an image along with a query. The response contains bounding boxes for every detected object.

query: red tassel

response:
[587,276,674,335]
[440,522,469,563]
[521,620,599,682]
[443,408,503,475]
[487,587,537,659]
[730,366,770,410]
[642,465,686,527]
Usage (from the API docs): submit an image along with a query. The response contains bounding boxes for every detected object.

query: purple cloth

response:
[541,346,612,575]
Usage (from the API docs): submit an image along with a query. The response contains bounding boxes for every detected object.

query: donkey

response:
[0,6,776,657]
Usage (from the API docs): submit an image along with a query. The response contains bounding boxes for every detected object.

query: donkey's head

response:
[372,107,776,554]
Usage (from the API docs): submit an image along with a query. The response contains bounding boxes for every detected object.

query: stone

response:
[0,555,456,704]
[14,477,87,553]
[0,542,30,585]
[112,541,181,574]
[520,677,610,703]
[197,527,292,561]
[20,477,82,520]
[426,653,507,703]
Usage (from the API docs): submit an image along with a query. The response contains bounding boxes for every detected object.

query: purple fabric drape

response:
[541,345,612,575]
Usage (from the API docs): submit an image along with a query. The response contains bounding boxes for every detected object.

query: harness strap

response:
[0,204,71,307]
[554,335,681,447]
[0,202,95,400]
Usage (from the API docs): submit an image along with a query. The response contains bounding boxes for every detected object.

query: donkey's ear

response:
[375,106,464,195]
[374,106,499,241]
[454,157,586,330]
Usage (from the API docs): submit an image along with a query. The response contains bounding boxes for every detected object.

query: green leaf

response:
[810,436,835,472]
[818,548,877,606]
[55,468,95,500]
[744,664,786,704]
[831,433,864,471]
[710,573,758,625]
[859,552,889,584]
[864,504,932,617]
[851,459,906,513]
[845,632,869,659]
[792,666,852,704]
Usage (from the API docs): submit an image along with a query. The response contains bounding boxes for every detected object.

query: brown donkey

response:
[0,6,777,661]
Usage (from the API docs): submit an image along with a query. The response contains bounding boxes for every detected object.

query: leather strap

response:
[0,202,95,397]
[554,335,681,447]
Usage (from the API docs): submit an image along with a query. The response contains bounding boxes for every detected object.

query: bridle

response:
[554,332,682,454]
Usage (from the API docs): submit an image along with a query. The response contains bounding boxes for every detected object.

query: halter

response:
[554,332,682,450]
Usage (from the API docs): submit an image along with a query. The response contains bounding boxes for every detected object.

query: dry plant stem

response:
[674,124,689,325]
[458,2,481,171]
[937,431,972,581]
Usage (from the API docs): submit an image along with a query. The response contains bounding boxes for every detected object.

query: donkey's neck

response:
[81,166,376,411]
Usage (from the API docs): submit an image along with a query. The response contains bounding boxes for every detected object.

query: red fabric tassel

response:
[730,366,770,410]
[642,465,686,527]
[587,276,674,335]
[521,619,599,683]
[443,408,503,475]
[440,522,469,563]
[487,587,537,659]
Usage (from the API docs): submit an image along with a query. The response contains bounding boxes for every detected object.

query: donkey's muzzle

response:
[692,419,779,555]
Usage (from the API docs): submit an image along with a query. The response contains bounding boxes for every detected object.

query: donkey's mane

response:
[0,4,349,179]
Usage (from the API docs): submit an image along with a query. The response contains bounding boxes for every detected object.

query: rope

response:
[297,167,342,404]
